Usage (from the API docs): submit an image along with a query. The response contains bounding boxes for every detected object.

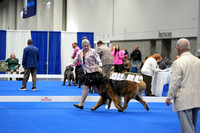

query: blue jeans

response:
[132,60,140,64]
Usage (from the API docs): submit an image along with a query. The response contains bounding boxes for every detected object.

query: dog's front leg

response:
[91,97,105,111]
[122,95,131,112]
[110,95,123,112]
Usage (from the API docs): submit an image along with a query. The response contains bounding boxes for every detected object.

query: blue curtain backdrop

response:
[0,30,6,74]
[0,30,6,60]
[48,31,61,74]
[31,31,47,74]
[77,32,94,49]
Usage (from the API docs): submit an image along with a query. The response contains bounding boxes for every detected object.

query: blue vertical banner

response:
[31,31,48,74]
[0,30,6,60]
[77,32,94,49]
[23,0,37,18]
[0,30,6,74]
[48,31,61,74]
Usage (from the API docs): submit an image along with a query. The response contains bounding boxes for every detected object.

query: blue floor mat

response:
[0,102,199,133]
[0,81,98,96]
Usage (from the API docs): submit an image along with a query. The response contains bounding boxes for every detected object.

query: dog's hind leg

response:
[63,76,67,85]
[91,97,106,111]
[67,74,72,86]
[135,95,149,111]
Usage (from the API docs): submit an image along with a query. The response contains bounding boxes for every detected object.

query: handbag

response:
[0,62,9,72]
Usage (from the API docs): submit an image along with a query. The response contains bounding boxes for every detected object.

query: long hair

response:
[114,45,120,56]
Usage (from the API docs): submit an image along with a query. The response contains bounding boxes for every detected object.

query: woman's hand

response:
[66,65,70,69]
[97,67,102,73]
[15,65,18,68]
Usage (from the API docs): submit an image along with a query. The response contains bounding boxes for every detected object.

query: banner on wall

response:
[23,0,37,18]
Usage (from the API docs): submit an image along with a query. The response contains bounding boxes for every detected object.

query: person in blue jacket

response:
[20,39,39,91]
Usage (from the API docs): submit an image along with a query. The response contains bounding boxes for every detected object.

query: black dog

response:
[63,67,74,86]
[75,67,85,88]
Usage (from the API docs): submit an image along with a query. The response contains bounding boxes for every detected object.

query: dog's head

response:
[137,80,146,91]
[94,73,109,95]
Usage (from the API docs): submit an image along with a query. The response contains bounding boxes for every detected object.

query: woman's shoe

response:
[73,104,83,109]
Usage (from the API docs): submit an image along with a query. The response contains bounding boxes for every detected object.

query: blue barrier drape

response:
[0,30,6,60]
[77,32,94,49]
[31,31,47,74]
[48,31,61,74]
[0,30,6,74]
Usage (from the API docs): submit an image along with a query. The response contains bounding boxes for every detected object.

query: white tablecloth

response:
[151,71,171,97]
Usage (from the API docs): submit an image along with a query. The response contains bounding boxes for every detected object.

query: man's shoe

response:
[20,87,27,91]
[32,87,36,91]
[73,104,83,109]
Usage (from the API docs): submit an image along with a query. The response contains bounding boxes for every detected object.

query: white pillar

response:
[197,0,200,50]
[7,0,16,30]
[53,0,63,31]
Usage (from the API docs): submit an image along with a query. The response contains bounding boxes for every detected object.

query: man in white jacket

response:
[166,38,200,133]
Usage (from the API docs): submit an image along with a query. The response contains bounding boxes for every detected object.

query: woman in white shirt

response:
[141,54,162,96]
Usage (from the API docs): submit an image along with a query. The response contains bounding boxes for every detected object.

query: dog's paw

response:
[67,84,71,86]
[145,106,149,111]
[91,108,96,111]
[118,109,123,112]
[63,83,65,86]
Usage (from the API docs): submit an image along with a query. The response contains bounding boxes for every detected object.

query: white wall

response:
[16,0,54,31]
[113,0,198,40]
[0,0,199,40]
[66,0,198,41]
[0,5,7,30]
[67,0,113,39]
[0,0,15,30]
[16,0,37,30]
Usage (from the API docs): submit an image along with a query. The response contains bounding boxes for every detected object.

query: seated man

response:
[5,53,20,79]
[122,56,131,72]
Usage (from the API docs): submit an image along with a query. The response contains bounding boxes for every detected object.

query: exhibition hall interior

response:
[0,0,200,133]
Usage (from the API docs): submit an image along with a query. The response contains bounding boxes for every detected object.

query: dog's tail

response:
[137,80,146,91]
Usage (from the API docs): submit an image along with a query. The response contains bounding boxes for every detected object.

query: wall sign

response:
[158,31,172,38]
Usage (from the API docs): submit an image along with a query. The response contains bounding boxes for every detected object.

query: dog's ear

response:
[71,67,74,71]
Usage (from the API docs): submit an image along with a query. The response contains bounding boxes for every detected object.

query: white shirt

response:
[141,57,159,76]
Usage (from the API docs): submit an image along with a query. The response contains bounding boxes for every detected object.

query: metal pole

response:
[46,31,49,74]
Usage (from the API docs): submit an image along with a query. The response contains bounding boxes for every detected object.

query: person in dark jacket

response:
[20,39,39,91]
[130,45,142,64]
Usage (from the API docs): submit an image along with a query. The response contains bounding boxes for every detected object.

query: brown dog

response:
[91,74,149,112]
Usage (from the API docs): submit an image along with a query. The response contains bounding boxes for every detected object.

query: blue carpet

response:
[0,102,199,133]
[0,81,98,96]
